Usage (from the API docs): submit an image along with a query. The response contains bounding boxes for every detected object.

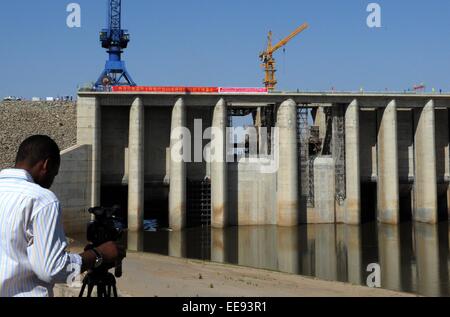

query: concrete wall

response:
[228,159,277,226]
[52,144,92,234]
[77,96,100,207]
[313,157,336,223]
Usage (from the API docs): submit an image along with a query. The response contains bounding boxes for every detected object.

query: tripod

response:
[79,269,118,297]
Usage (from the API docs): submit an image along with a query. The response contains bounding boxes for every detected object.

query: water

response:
[125,222,450,297]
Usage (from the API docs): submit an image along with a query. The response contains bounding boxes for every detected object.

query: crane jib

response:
[268,23,309,55]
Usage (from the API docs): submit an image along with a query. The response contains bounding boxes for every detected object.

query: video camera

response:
[79,205,125,297]
[87,205,124,247]
[86,205,124,278]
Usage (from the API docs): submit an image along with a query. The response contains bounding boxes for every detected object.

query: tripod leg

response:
[79,282,87,297]
[107,285,112,297]
[102,285,108,298]
[112,285,118,298]
[87,284,95,297]
[97,284,104,297]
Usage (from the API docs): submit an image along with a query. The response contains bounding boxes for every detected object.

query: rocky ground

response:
[0,101,77,169]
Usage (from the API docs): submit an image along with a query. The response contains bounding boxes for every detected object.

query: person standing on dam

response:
[0,135,125,297]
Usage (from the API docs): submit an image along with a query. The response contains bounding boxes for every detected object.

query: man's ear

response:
[42,158,51,172]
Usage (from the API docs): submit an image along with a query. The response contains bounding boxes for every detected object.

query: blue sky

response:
[1,0,450,98]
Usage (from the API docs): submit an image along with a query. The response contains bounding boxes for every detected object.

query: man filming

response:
[0,135,126,297]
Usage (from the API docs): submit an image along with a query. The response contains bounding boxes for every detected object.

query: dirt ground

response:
[0,101,76,169]
[60,243,416,297]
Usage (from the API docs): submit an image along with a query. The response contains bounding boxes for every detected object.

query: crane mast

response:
[260,22,309,91]
[95,0,136,89]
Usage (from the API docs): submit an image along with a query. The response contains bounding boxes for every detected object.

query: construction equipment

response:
[95,0,136,89]
[259,23,309,91]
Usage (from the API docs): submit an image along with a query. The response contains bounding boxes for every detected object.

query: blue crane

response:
[95,0,136,89]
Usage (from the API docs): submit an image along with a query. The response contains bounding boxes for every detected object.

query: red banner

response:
[112,86,219,93]
[218,87,268,94]
[111,86,270,94]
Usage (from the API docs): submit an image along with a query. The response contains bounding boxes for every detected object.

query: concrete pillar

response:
[378,224,402,291]
[126,231,144,252]
[276,99,299,226]
[344,226,363,285]
[414,223,441,296]
[441,109,450,179]
[313,157,335,223]
[211,99,228,228]
[211,228,226,263]
[315,224,337,281]
[377,100,400,224]
[169,98,187,231]
[128,97,145,231]
[414,100,438,224]
[163,147,170,185]
[168,231,185,258]
[205,143,211,180]
[277,227,299,274]
[345,99,361,224]
[91,100,101,208]
[77,96,101,207]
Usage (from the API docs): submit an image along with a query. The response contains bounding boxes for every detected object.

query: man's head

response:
[15,135,61,189]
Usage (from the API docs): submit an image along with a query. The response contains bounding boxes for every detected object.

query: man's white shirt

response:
[0,168,82,297]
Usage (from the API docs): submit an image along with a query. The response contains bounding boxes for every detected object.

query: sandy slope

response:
[60,243,416,297]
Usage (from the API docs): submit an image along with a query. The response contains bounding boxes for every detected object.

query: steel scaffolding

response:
[186,179,211,227]
[332,104,346,205]
[297,105,314,207]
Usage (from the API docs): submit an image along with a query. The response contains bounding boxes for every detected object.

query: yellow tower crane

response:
[259,22,309,91]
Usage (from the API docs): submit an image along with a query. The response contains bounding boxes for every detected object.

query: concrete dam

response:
[53,91,450,234]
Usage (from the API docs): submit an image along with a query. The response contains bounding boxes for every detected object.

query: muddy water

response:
[125,222,450,297]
